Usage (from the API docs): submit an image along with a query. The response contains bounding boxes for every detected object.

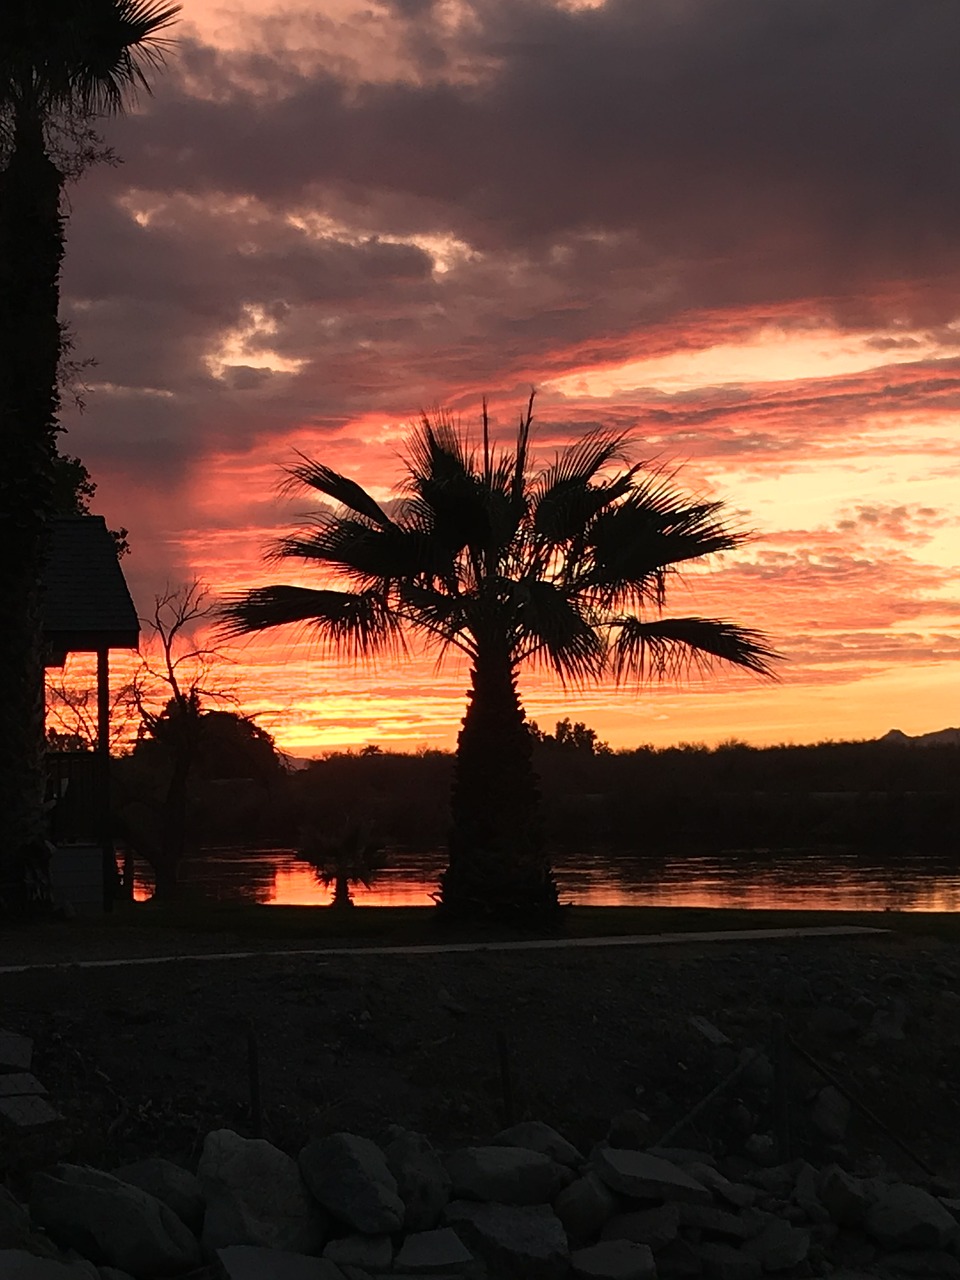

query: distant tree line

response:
[81,724,960,872]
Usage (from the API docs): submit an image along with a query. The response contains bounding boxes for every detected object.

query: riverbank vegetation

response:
[71,725,960,882]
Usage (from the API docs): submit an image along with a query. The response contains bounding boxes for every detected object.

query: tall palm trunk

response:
[0,106,64,914]
[440,640,557,918]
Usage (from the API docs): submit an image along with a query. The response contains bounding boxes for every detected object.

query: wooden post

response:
[96,646,113,913]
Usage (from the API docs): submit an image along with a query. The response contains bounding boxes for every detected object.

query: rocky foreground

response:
[4,1112,960,1279]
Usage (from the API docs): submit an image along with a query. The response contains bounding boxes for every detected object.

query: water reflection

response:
[133,847,960,911]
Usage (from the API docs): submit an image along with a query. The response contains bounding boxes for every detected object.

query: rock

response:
[742,1135,776,1167]
[385,1129,452,1231]
[0,1030,33,1070]
[445,1146,567,1205]
[0,1074,46,1097]
[199,1128,326,1254]
[0,1254,94,1279]
[686,1165,756,1210]
[600,1204,679,1250]
[300,1133,404,1235]
[743,1164,798,1198]
[810,1086,850,1143]
[217,1245,347,1279]
[869,998,908,1042]
[655,1237,702,1277]
[694,1241,761,1279]
[688,1016,731,1047]
[30,1164,202,1278]
[0,1096,61,1129]
[808,1006,861,1040]
[880,1248,960,1276]
[570,1240,655,1280]
[742,1219,810,1270]
[97,1270,136,1280]
[864,1184,958,1250]
[829,1227,877,1269]
[554,1172,620,1244]
[647,1150,717,1170]
[591,1147,710,1205]
[393,1226,476,1272]
[0,1187,42,1251]
[113,1157,205,1234]
[494,1121,584,1168]
[323,1235,392,1271]
[444,1200,569,1279]
[792,1161,829,1223]
[818,1165,875,1226]
[437,987,468,1016]
[677,1203,750,1240]
[607,1112,652,1151]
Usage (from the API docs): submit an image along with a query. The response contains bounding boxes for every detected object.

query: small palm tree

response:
[299,819,387,910]
[0,1,179,913]
[221,397,778,919]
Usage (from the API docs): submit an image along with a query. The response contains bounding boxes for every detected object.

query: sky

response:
[55,0,960,755]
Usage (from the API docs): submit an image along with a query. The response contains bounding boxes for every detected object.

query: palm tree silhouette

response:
[221,397,778,919]
[0,2,179,912]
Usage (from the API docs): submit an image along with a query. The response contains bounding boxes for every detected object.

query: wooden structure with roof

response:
[42,516,139,909]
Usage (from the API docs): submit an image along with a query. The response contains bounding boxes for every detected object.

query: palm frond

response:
[398,584,472,651]
[512,580,606,683]
[611,617,780,683]
[403,412,493,561]
[218,586,401,658]
[1,1,181,112]
[284,454,394,529]
[270,519,434,588]
[586,487,748,604]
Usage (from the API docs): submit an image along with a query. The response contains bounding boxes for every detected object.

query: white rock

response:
[444,1200,569,1279]
[570,1240,655,1280]
[323,1234,392,1271]
[299,1133,404,1235]
[445,1146,567,1205]
[0,1253,93,1279]
[217,1245,346,1280]
[113,1157,205,1233]
[864,1183,958,1250]
[199,1129,326,1254]
[30,1165,201,1278]
[393,1226,476,1272]
[494,1121,584,1168]
[591,1147,711,1204]
[554,1172,620,1244]
[385,1129,452,1231]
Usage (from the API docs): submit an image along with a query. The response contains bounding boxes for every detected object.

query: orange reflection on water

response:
[133,849,960,911]
[270,861,438,907]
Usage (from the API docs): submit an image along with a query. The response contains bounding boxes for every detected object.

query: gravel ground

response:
[1,930,958,1190]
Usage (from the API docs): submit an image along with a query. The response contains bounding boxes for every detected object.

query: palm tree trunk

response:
[440,642,557,919]
[332,872,353,909]
[0,107,64,915]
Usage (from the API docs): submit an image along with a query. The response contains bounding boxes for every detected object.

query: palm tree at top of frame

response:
[220,395,780,921]
[0,1,180,914]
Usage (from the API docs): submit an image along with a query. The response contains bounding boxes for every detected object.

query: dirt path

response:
[2,929,956,1189]
[0,923,887,974]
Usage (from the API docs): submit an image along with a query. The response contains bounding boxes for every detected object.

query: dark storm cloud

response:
[56,0,960,569]
[111,0,960,318]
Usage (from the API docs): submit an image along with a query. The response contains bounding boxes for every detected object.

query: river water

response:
[133,847,960,911]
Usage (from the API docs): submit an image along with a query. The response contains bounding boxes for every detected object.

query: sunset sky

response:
[57,0,960,754]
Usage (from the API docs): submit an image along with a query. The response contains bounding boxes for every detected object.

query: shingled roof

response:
[42,516,139,660]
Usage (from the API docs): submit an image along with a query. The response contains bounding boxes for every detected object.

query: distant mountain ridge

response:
[880,727,960,747]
